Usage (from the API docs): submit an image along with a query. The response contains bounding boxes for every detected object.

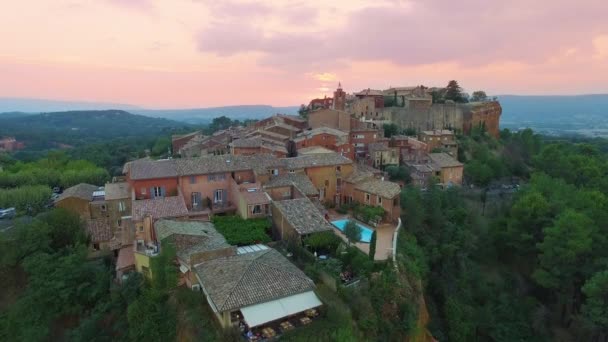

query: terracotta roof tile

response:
[194,248,315,311]
[272,198,333,235]
[132,196,188,221]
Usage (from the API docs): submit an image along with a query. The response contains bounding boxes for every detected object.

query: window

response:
[93,243,100,251]
[189,176,196,184]
[365,193,370,203]
[138,225,144,232]
[141,188,146,195]
[378,197,382,205]
[325,180,329,187]
[336,165,341,172]
[117,219,122,227]
[153,186,163,198]
[118,201,126,212]
[355,134,364,139]
[272,169,279,176]
[252,205,262,214]
[373,134,377,139]
[289,169,295,173]
[101,204,107,211]
[214,189,223,203]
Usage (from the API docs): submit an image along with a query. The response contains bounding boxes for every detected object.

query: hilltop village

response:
[52,83,501,338]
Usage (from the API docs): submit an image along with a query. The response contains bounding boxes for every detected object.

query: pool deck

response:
[327,211,396,261]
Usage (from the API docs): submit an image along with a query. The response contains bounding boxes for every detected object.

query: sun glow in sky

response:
[1,0,607,108]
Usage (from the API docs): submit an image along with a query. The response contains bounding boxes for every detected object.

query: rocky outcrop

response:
[387,101,502,138]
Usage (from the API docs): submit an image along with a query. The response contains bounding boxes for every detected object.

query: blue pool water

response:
[331,219,373,243]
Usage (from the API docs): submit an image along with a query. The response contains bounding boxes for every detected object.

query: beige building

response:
[429,153,464,186]
[367,142,399,169]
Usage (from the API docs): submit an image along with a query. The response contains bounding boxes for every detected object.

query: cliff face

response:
[462,101,502,138]
[387,101,502,138]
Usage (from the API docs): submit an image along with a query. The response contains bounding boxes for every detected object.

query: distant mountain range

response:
[2,95,608,136]
[0,110,191,152]
[0,98,298,124]
[497,94,608,137]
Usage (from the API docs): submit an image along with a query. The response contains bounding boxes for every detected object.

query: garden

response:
[210,215,272,246]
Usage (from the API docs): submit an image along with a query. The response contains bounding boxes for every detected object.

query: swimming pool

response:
[331,219,373,243]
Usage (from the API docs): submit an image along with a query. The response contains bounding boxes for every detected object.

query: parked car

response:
[0,208,16,219]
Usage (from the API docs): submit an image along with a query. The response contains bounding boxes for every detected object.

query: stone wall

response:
[388,101,501,138]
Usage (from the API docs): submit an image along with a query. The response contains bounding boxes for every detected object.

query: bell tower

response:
[333,82,346,111]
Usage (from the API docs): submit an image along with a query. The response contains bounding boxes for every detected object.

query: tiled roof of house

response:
[355,179,401,199]
[230,137,263,148]
[56,183,99,202]
[282,153,351,170]
[132,196,188,221]
[429,153,463,168]
[86,218,112,243]
[345,164,378,183]
[122,157,151,174]
[154,219,231,262]
[277,114,306,123]
[355,88,383,96]
[116,245,135,271]
[104,182,130,200]
[293,126,348,143]
[241,190,271,205]
[264,173,318,196]
[421,130,454,136]
[297,146,335,155]
[272,198,333,235]
[194,248,315,312]
[129,159,178,180]
[172,131,202,141]
[176,155,251,175]
[368,142,391,153]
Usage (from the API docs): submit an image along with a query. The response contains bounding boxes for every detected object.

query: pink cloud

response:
[196,1,608,70]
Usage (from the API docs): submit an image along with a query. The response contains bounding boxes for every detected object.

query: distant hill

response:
[0,97,141,113]
[132,105,299,124]
[499,94,608,137]
[0,110,192,151]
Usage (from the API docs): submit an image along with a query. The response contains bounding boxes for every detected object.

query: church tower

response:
[332,82,346,111]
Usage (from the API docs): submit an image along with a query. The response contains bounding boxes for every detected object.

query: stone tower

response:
[332,82,346,111]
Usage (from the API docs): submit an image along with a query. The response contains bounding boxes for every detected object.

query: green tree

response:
[444,80,468,103]
[369,230,377,260]
[582,270,608,339]
[533,210,594,323]
[151,136,171,156]
[344,220,362,246]
[298,104,309,120]
[383,123,399,138]
[470,90,488,102]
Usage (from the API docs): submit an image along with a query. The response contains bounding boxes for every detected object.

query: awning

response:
[240,291,322,327]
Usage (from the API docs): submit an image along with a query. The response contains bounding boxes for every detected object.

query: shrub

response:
[305,231,342,255]
[210,216,271,246]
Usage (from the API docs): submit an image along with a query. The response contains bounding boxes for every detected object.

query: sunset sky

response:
[1,0,607,108]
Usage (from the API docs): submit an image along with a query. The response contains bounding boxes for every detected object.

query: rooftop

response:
[272,198,333,235]
[128,159,177,180]
[264,173,318,196]
[86,218,112,243]
[345,163,379,183]
[55,183,99,202]
[282,153,351,170]
[297,146,335,155]
[194,248,315,312]
[154,219,231,262]
[104,182,130,200]
[429,153,463,168]
[355,179,401,199]
[230,137,263,148]
[421,130,454,136]
[293,126,348,143]
[132,196,189,221]
[368,142,391,153]
[355,88,383,96]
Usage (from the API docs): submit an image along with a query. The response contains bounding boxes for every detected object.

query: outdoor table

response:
[305,309,318,317]
[300,317,312,325]
[280,321,294,331]
[262,327,276,338]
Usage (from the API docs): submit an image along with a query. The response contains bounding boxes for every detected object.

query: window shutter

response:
[161,187,166,197]
[150,187,155,199]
